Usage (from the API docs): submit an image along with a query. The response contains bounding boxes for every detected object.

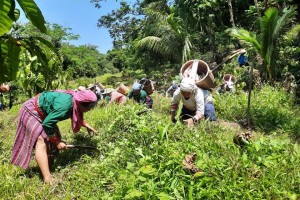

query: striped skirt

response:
[10,97,47,169]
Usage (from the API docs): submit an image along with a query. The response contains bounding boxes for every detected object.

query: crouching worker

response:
[127,83,153,109]
[102,88,127,104]
[11,90,98,184]
[166,81,179,97]
[170,78,217,127]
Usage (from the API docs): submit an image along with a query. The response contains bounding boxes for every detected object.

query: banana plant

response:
[0,0,56,84]
[17,52,45,97]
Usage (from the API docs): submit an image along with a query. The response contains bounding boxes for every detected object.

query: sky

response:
[18,0,122,54]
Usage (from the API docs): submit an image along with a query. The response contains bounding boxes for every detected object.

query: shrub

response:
[215,85,295,133]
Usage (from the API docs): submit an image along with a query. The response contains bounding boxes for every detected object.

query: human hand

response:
[87,127,98,136]
[56,141,67,150]
[184,118,194,128]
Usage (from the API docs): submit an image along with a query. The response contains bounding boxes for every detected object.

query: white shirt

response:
[171,87,213,120]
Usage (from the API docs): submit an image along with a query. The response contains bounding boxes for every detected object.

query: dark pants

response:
[180,102,217,121]
[144,96,153,109]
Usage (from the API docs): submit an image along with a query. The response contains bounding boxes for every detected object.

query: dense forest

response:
[1,0,300,92]
[0,0,300,199]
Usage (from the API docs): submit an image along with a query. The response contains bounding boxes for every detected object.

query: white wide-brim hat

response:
[101,88,114,94]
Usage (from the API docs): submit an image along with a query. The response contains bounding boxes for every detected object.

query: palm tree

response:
[227,0,236,27]
[253,0,262,17]
[135,2,192,64]
[229,6,297,82]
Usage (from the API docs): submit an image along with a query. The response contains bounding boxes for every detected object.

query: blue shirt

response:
[237,54,247,65]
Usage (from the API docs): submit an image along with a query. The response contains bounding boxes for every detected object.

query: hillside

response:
[0,88,299,199]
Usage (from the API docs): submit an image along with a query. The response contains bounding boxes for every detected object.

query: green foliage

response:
[136,1,193,64]
[0,0,14,36]
[91,0,300,87]
[60,44,116,78]
[0,37,21,82]
[1,87,300,199]
[251,86,294,132]
[123,69,147,80]
[16,0,46,33]
[104,73,120,86]
[215,85,299,134]
[94,0,140,46]
[0,0,50,84]
[1,0,300,198]
[278,24,300,80]
[229,6,297,82]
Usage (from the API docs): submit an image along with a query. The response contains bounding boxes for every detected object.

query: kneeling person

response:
[170,78,217,127]
[127,83,153,109]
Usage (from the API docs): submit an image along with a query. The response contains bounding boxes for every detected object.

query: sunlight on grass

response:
[1,89,300,199]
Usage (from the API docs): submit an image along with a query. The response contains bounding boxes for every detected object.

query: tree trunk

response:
[227,0,235,27]
[246,64,253,130]
[253,0,261,17]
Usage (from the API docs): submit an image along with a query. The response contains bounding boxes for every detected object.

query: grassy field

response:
[0,87,299,199]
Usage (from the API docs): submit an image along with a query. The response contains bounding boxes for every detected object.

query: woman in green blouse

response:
[11,89,98,184]
[127,83,153,108]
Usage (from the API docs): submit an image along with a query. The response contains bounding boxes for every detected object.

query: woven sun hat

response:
[87,84,96,89]
[101,88,114,94]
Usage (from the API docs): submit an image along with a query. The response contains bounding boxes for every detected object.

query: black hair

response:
[81,101,97,109]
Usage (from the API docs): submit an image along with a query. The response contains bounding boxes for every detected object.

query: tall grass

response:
[0,88,299,199]
[215,85,300,136]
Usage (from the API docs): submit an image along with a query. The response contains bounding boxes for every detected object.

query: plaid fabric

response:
[10,97,47,169]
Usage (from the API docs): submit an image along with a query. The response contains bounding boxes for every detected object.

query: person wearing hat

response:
[216,74,236,94]
[237,49,249,67]
[102,88,127,104]
[88,83,103,100]
[127,82,153,108]
[0,83,10,93]
[76,85,87,91]
[166,81,179,97]
[170,78,217,127]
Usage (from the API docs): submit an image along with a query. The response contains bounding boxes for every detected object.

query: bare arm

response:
[170,89,181,123]
[82,121,98,136]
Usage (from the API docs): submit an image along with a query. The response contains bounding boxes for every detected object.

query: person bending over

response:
[170,78,217,127]
[11,90,98,184]
[127,83,153,109]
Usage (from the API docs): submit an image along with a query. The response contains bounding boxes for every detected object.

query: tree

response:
[228,0,236,27]
[0,0,55,84]
[229,7,297,82]
[95,1,142,49]
[11,22,78,92]
[135,1,192,64]
[60,44,116,78]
